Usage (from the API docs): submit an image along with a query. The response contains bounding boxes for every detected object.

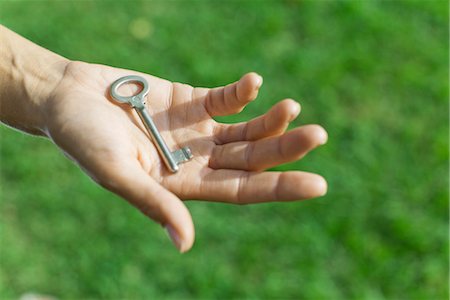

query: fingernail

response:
[318,128,328,145]
[165,224,184,253]
[317,177,328,196]
[289,101,301,121]
[256,75,263,89]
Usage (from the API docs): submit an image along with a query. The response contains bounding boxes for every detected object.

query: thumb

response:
[100,160,195,253]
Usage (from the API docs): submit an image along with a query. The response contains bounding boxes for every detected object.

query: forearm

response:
[0,25,69,136]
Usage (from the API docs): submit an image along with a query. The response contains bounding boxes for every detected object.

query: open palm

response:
[45,61,327,252]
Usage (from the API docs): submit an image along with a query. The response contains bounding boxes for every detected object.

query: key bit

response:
[172,147,193,164]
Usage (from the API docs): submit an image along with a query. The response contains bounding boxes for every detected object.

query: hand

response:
[42,61,327,252]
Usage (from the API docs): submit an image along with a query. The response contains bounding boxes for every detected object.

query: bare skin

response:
[1,26,327,252]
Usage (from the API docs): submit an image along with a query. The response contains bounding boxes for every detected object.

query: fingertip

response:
[278,172,328,200]
[165,224,194,253]
[156,191,195,253]
[256,74,263,89]
[298,124,328,147]
[300,174,328,199]
[242,72,262,86]
[237,72,263,102]
[314,175,328,197]
[165,221,195,253]
[268,99,300,124]
[180,221,195,253]
[312,125,328,145]
[283,99,301,121]
[165,224,183,252]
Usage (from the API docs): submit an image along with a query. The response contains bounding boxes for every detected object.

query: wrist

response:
[0,25,70,136]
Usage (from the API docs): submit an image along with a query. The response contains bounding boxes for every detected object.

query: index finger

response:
[195,169,327,204]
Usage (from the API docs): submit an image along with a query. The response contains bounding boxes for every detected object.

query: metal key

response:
[110,75,193,173]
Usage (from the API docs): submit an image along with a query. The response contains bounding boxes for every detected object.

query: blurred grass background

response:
[0,0,448,299]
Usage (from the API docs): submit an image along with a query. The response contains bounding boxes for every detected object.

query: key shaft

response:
[136,107,180,173]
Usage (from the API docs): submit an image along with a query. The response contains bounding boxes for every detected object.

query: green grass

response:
[0,0,448,299]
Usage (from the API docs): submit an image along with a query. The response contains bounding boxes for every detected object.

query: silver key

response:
[110,75,193,173]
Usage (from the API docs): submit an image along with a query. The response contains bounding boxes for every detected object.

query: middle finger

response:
[209,124,328,171]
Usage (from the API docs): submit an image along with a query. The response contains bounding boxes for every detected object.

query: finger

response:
[210,125,328,171]
[215,99,301,144]
[97,159,195,253]
[199,169,327,203]
[205,72,263,117]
